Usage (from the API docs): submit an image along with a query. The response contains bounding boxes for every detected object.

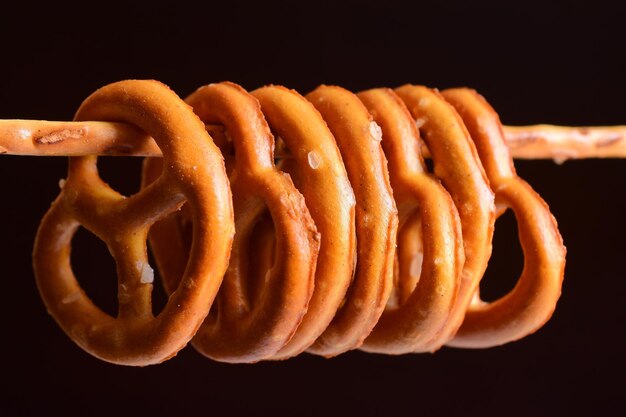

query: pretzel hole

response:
[208,126,236,176]
[204,206,276,320]
[146,203,193,314]
[388,211,423,309]
[242,209,277,309]
[479,208,523,302]
[274,135,290,164]
[424,152,434,172]
[388,252,401,309]
[70,226,118,317]
[96,156,144,197]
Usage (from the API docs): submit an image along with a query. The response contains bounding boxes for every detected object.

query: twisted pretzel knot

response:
[33,79,566,365]
[33,80,234,365]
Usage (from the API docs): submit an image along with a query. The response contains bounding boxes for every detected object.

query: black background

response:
[1,1,625,416]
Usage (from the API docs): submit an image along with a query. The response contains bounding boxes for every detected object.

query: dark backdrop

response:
[1,1,625,416]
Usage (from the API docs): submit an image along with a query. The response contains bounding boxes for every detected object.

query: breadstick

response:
[1,119,625,161]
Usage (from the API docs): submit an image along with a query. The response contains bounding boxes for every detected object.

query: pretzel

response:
[0,79,577,365]
[302,86,397,356]
[250,85,357,359]
[143,82,320,362]
[32,80,234,365]
[441,88,566,347]
[357,88,464,354]
[392,85,497,350]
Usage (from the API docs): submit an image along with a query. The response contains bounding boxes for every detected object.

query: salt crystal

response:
[307,151,322,170]
[369,121,383,142]
[137,262,155,284]
[418,97,429,108]
[415,117,427,129]
[58,178,66,189]
[18,128,30,139]
[551,150,576,165]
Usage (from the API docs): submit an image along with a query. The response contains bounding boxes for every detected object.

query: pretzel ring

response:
[395,85,496,349]
[249,86,357,359]
[357,88,464,354]
[441,88,566,347]
[303,86,398,355]
[144,82,320,362]
[33,80,234,365]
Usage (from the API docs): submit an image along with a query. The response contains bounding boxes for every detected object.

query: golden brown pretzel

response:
[303,86,398,355]
[441,88,566,347]
[357,88,464,354]
[144,82,320,362]
[394,85,496,349]
[245,85,357,359]
[33,80,234,366]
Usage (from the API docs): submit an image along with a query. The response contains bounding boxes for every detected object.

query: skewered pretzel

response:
[357,88,465,354]
[441,88,566,347]
[392,85,497,350]
[0,79,573,365]
[299,85,397,356]
[32,80,234,365]
[144,82,321,363]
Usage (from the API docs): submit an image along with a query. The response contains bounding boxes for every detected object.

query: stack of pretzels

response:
[29,80,566,366]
